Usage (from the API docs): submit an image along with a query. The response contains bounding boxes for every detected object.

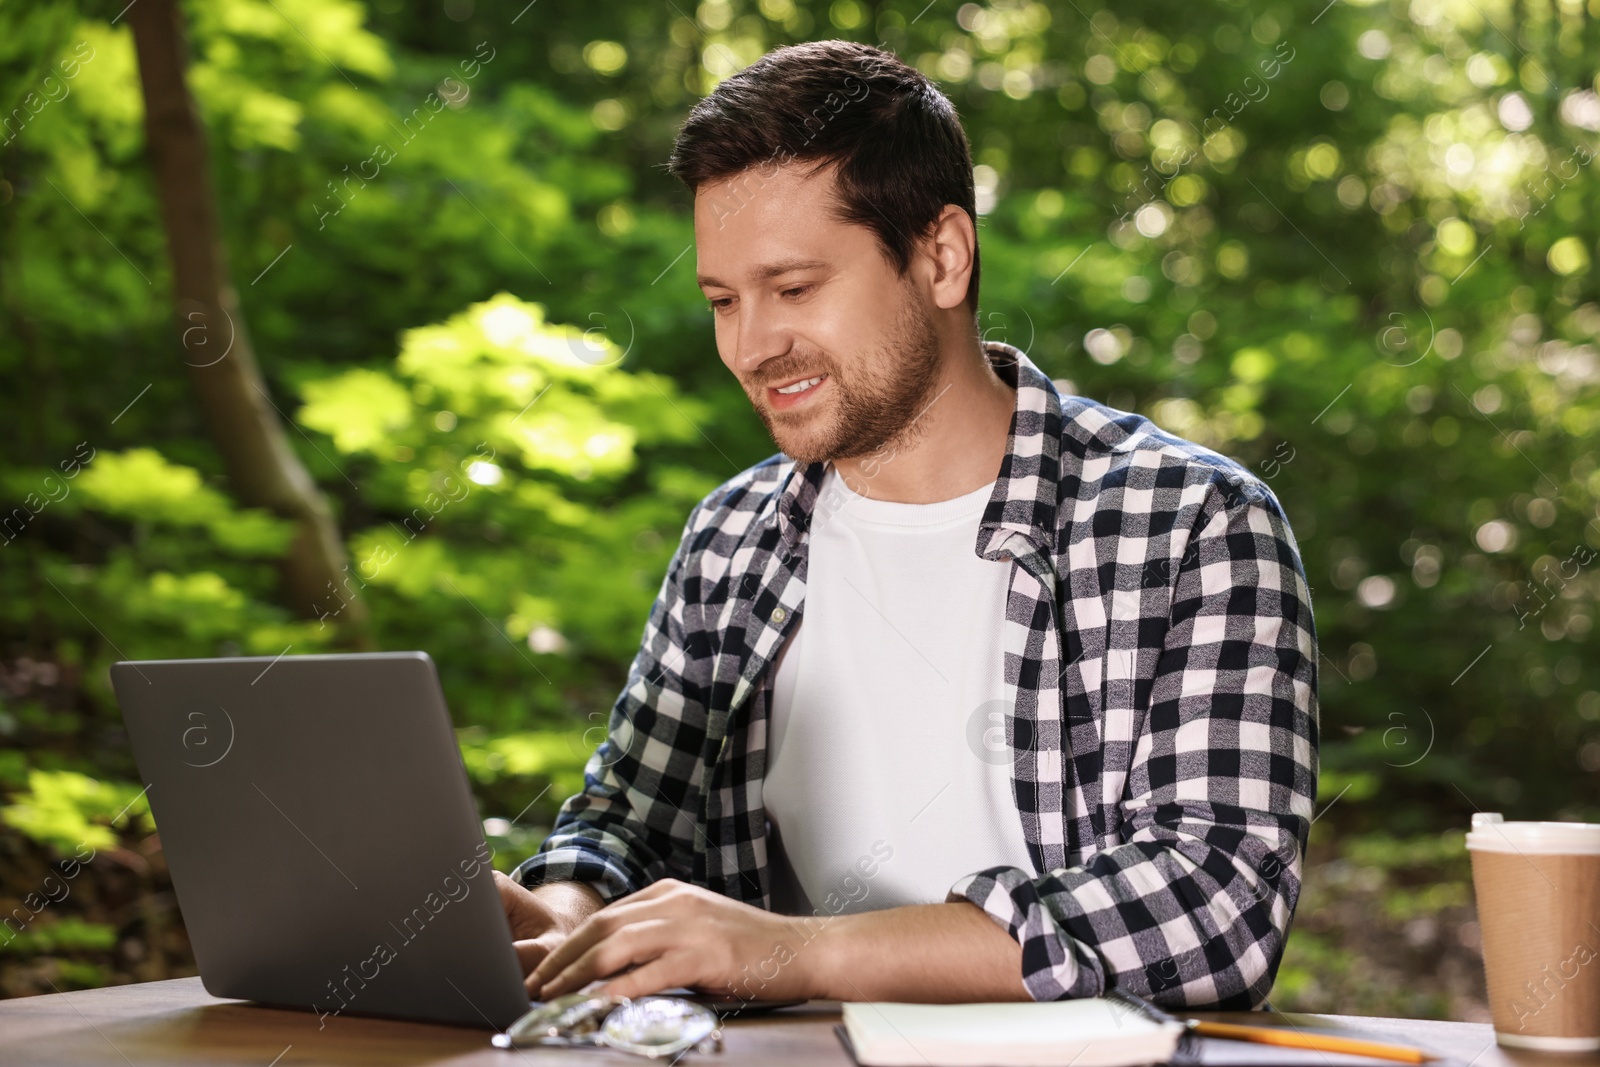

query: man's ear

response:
[922,204,977,312]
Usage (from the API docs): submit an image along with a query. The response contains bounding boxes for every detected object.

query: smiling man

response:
[495,39,1319,1008]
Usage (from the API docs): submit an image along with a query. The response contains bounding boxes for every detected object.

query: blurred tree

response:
[126,0,366,639]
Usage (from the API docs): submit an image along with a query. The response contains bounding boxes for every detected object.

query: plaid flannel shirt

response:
[514,340,1319,1009]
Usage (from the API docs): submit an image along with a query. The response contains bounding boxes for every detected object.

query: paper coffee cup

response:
[1467,812,1600,1050]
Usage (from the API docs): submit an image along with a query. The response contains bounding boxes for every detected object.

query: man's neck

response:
[830,340,1016,504]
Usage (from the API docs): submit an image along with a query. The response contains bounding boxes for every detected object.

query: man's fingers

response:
[529,896,673,988]
[540,918,673,998]
[542,920,669,997]
[494,871,523,917]
[514,937,552,983]
[595,954,698,1001]
[528,907,610,988]
[494,870,551,941]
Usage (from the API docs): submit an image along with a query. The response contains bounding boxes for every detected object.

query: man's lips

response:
[764,372,829,411]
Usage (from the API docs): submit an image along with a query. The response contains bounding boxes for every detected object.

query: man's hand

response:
[529,877,821,1002]
[525,877,1031,1003]
[494,871,605,993]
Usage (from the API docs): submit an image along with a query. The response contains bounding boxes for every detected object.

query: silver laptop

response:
[110,651,531,1029]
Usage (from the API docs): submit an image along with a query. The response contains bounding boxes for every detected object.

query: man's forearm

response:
[803,901,1031,1002]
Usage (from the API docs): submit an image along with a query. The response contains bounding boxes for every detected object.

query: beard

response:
[744,289,945,466]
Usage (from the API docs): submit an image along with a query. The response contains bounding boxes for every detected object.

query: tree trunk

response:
[127,0,370,646]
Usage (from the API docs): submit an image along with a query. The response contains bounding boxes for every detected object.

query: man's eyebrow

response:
[696,258,831,289]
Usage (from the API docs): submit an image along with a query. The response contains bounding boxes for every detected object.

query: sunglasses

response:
[492,991,724,1059]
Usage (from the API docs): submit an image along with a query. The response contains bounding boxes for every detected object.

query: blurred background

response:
[2,0,1597,1019]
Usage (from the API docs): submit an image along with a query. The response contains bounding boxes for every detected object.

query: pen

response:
[1103,987,1432,1065]
[1184,1019,1432,1064]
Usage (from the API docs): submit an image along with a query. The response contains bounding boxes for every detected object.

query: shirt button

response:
[771,606,787,623]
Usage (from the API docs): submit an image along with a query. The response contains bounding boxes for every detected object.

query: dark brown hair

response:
[665,40,979,316]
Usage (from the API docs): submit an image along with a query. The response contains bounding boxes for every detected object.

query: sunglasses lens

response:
[600,996,721,1058]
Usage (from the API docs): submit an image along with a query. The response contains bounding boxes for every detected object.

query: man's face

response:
[693,160,945,465]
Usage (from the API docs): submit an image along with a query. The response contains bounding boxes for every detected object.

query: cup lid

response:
[1466,812,1600,854]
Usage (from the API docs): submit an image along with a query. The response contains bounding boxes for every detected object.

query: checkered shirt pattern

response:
[513,340,1319,1009]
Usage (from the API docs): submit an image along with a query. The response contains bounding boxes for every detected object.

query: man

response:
[493,39,1318,1009]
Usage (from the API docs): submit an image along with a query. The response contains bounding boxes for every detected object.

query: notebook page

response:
[843,999,1183,1067]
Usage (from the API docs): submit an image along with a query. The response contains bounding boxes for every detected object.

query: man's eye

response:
[782,285,812,298]
[708,298,733,312]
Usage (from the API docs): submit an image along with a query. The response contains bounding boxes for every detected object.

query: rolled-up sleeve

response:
[947,479,1318,1008]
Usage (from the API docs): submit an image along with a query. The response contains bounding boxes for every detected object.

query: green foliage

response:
[458,730,588,796]
[0,917,119,957]
[0,769,151,854]
[1277,827,1481,1017]
[292,291,715,725]
[457,726,598,873]
[73,449,298,556]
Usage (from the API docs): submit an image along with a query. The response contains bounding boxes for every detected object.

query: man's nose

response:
[732,298,794,377]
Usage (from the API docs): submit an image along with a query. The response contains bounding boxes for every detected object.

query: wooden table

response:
[0,977,1586,1067]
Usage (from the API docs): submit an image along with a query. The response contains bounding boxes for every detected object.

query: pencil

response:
[1188,1019,1432,1063]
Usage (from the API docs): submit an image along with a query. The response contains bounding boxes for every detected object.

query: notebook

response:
[838,995,1185,1067]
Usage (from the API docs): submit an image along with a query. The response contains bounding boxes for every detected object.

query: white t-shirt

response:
[763,461,1037,917]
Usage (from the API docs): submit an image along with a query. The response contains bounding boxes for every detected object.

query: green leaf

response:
[1,769,151,854]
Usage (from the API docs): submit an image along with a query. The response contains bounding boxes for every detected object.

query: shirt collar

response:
[772,340,1062,559]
